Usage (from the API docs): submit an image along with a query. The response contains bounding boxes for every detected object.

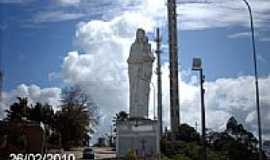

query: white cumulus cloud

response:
[56,0,80,6]
[159,63,270,138]
[33,11,85,23]
[0,84,61,119]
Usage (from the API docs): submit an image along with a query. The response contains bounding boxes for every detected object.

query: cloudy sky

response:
[0,0,270,140]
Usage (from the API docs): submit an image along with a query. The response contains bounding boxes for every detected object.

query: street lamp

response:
[192,58,207,160]
[140,78,156,120]
[240,1,263,160]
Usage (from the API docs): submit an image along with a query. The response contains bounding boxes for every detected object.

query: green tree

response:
[55,86,98,148]
[112,110,128,129]
[127,149,137,160]
[176,124,200,143]
[171,154,192,160]
[111,111,129,148]
[161,124,235,160]
[29,103,55,126]
[114,111,129,121]
[5,97,31,122]
[208,116,261,160]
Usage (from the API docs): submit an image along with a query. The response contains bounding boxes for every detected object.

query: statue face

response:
[136,29,145,42]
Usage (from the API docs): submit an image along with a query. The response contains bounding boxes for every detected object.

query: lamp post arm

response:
[140,78,156,120]
[242,1,262,160]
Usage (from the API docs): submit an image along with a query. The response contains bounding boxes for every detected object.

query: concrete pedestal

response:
[116,119,160,159]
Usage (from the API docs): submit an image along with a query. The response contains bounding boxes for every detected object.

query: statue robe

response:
[127,29,154,119]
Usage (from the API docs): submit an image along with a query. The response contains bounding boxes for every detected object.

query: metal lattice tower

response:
[167,0,180,137]
[155,28,163,135]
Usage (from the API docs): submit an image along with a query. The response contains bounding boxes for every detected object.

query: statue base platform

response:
[116,118,160,159]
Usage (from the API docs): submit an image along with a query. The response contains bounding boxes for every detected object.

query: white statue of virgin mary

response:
[127,28,155,119]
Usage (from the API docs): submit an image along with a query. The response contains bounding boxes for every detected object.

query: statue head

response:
[136,28,145,43]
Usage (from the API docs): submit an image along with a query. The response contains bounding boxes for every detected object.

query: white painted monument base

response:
[116,119,160,159]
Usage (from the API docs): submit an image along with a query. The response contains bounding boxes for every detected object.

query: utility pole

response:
[0,71,3,102]
[155,28,163,135]
[167,0,180,138]
[195,121,198,132]
[0,47,2,102]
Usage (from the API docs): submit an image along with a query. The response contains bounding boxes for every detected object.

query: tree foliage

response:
[176,124,200,143]
[207,116,261,160]
[161,117,263,160]
[55,86,98,148]
[3,85,99,150]
[112,110,128,128]
[5,97,55,126]
[29,103,55,126]
[5,97,31,121]
[114,111,129,121]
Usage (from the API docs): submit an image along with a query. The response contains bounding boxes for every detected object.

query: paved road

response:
[93,147,116,159]
[49,147,116,159]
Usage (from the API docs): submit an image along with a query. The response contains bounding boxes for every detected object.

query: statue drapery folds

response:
[127,29,155,119]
